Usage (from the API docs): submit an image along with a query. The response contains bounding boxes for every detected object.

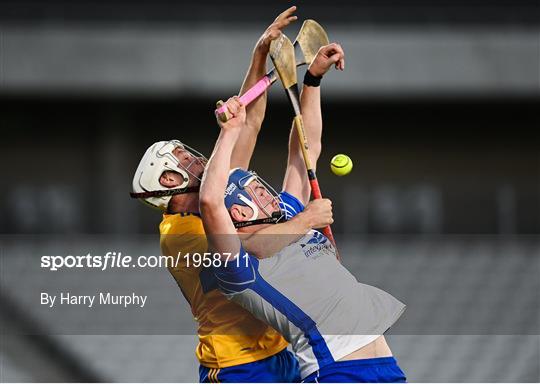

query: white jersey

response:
[215,192,405,379]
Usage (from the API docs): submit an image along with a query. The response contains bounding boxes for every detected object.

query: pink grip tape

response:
[215,76,271,116]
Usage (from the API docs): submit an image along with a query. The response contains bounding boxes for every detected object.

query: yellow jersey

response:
[159,212,288,368]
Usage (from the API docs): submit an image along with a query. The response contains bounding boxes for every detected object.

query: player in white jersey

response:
[200,43,406,382]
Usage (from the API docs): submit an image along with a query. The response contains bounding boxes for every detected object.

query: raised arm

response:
[282,43,345,205]
[231,6,297,169]
[200,97,246,258]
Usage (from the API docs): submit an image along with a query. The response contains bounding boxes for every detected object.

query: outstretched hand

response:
[216,96,246,132]
[256,6,298,52]
[308,43,345,77]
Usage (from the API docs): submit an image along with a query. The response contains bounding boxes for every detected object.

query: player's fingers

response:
[285,15,298,25]
[273,15,297,31]
[337,57,345,70]
[334,44,345,68]
[325,45,344,64]
[321,43,345,59]
[227,104,238,116]
[334,43,345,65]
[232,96,243,109]
[328,52,343,66]
[232,96,245,114]
[226,97,240,115]
[333,43,345,55]
[318,199,332,210]
[275,6,297,22]
[319,43,339,55]
[224,98,234,109]
[274,7,297,29]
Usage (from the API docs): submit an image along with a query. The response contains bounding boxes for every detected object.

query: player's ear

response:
[230,205,255,222]
[230,206,246,222]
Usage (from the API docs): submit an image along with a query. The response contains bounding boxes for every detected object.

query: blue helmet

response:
[224,168,283,225]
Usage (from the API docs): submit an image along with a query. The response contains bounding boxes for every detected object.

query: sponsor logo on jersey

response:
[300,231,333,259]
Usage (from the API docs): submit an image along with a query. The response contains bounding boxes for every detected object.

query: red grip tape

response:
[309,179,323,200]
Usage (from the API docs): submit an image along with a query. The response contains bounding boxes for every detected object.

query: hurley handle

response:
[215,75,272,122]
[294,115,340,261]
[308,174,339,261]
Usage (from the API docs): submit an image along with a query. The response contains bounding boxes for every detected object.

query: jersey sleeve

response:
[213,246,258,295]
[279,191,305,220]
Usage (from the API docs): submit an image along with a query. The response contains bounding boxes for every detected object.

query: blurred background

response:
[1,0,539,382]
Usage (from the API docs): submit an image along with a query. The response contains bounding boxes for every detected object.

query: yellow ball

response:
[330,154,353,176]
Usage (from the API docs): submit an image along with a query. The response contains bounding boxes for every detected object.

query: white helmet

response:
[131,140,207,210]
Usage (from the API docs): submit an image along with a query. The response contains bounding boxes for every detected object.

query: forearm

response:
[299,83,322,168]
[230,5,299,168]
[239,45,268,109]
[231,46,268,169]
[241,212,312,258]
[200,130,241,208]
[295,40,344,171]
[200,128,242,257]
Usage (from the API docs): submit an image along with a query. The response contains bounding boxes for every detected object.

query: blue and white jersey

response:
[279,190,305,221]
[214,192,406,379]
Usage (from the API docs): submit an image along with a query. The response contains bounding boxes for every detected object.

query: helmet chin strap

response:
[233,211,284,229]
[129,186,199,199]
[238,194,259,221]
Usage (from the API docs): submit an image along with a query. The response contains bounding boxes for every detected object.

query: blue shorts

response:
[302,357,406,383]
[199,348,300,383]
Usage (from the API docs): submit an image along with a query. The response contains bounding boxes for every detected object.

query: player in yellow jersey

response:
[130,7,334,383]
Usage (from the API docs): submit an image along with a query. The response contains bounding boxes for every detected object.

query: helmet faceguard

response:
[131,140,207,210]
[225,168,285,228]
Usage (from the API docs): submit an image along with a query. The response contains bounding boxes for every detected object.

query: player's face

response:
[172,147,206,185]
[158,147,206,188]
[245,180,280,218]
